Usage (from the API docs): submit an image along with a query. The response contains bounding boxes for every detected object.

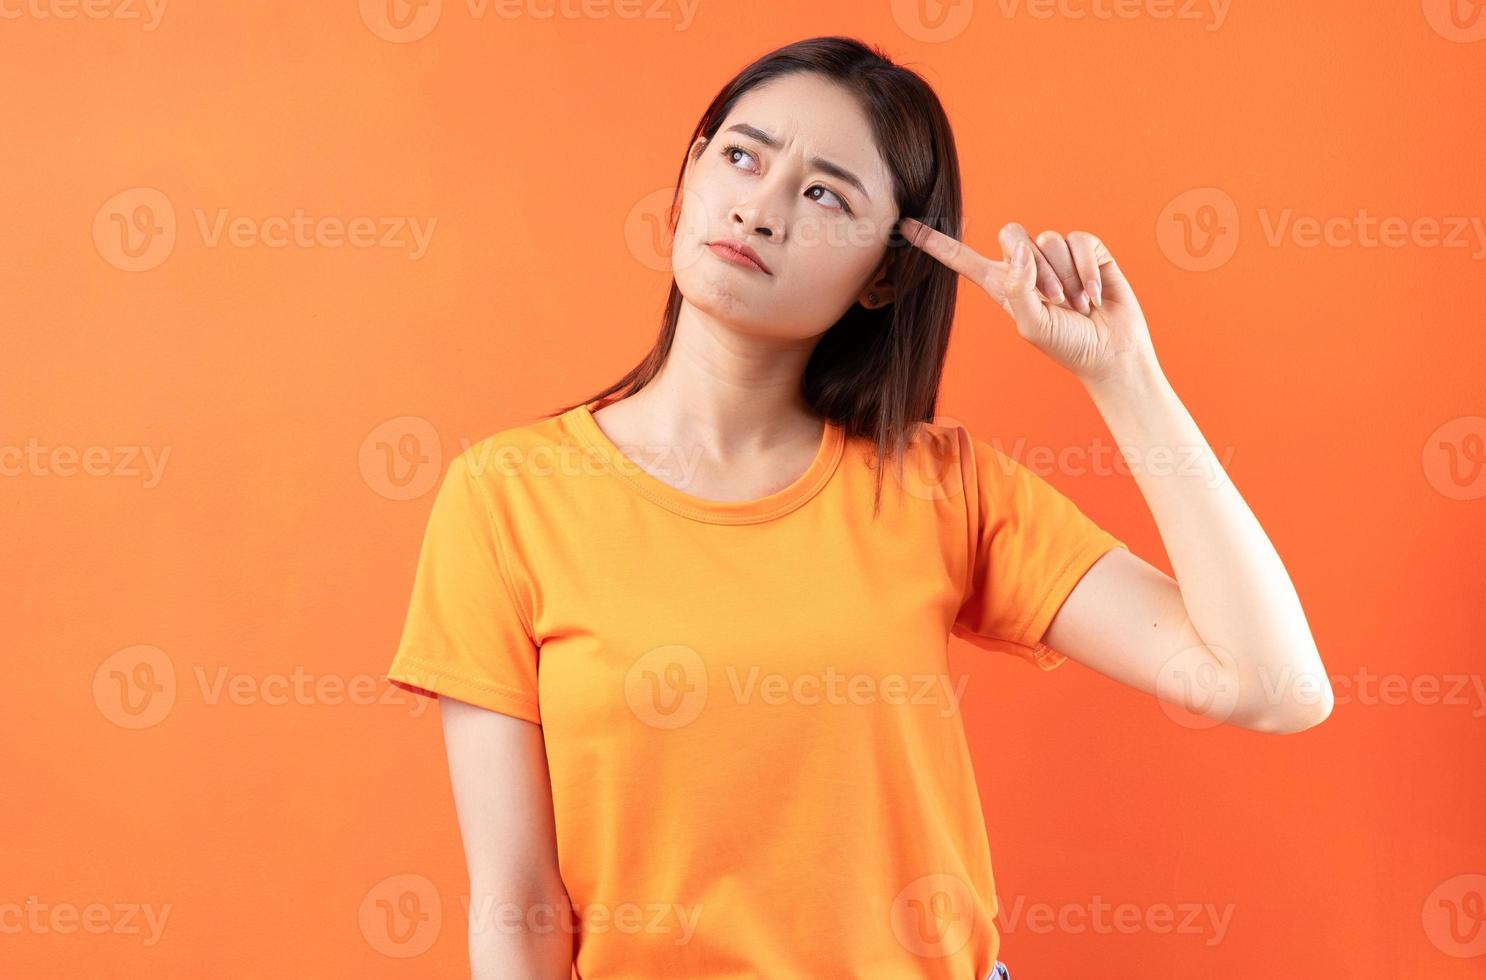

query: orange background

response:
[4,2,1484,976]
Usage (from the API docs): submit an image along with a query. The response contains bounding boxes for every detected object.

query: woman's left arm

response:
[902,217,1335,734]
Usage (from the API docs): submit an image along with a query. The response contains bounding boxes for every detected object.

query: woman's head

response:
[555,35,964,512]
[671,69,904,340]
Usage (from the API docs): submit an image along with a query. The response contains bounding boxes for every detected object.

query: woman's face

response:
[671,72,900,341]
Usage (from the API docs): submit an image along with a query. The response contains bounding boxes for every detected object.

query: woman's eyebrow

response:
[722,122,872,203]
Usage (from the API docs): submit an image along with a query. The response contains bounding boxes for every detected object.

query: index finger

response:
[898,217,1008,294]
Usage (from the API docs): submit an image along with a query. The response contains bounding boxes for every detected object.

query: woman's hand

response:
[900,218,1158,388]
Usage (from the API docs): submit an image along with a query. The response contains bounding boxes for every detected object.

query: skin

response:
[443,68,1336,979]
[899,216,1335,736]
[589,71,904,500]
[441,697,571,979]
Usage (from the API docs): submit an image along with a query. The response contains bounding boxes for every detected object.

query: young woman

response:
[386,35,1333,979]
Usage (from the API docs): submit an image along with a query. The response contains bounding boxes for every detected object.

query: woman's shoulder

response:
[878,415,982,475]
[452,409,581,487]
[903,417,1025,479]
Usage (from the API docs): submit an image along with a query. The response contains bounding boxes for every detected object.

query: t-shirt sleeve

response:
[385,448,543,723]
[949,429,1128,671]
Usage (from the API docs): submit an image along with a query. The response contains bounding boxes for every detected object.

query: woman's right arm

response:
[439,696,574,979]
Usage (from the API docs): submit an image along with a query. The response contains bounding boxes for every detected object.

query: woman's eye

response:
[722,144,757,170]
[807,186,849,213]
[721,143,852,215]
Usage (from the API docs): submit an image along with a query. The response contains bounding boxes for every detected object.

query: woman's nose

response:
[729,203,782,241]
[728,184,787,240]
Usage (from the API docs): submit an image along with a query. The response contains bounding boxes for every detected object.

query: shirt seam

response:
[956,426,980,611]
[569,421,844,525]
[390,653,541,709]
[458,450,539,641]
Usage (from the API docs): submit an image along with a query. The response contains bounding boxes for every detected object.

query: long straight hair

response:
[546,35,964,516]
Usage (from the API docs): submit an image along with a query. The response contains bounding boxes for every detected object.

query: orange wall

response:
[3,2,1484,976]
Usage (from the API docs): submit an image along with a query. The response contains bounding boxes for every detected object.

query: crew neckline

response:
[566,393,846,525]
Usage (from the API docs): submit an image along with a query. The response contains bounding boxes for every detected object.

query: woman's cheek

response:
[779,261,868,323]
[815,249,879,303]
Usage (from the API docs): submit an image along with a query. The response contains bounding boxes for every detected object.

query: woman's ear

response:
[857,250,897,309]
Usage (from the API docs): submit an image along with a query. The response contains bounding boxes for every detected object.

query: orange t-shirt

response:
[386,393,1127,978]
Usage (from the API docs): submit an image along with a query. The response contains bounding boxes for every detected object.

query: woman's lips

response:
[707,241,771,274]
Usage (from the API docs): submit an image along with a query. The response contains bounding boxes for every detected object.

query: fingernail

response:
[1013,241,1027,267]
[1074,291,1090,315]
[1090,281,1101,307]
[1052,283,1065,303]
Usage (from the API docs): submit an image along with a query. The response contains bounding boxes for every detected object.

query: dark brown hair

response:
[546,34,964,516]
